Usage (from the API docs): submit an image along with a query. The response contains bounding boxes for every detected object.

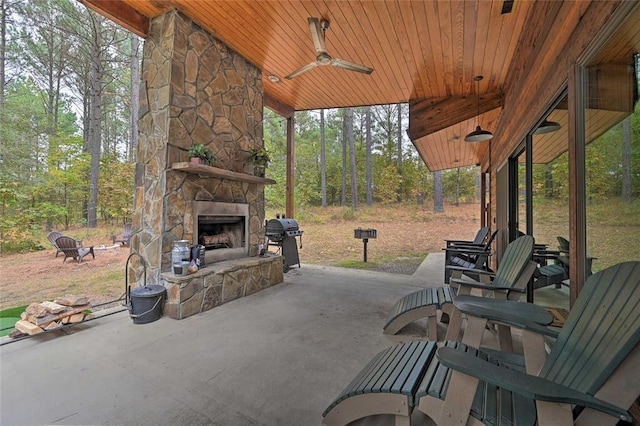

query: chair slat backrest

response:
[557,236,570,254]
[123,223,132,237]
[541,261,640,395]
[481,230,498,252]
[55,236,78,251]
[47,231,63,247]
[473,227,490,245]
[491,235,534,289]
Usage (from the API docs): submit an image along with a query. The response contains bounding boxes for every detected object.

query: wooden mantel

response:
[171,162,276,185]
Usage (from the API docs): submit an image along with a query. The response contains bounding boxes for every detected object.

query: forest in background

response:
[1,0,639,256]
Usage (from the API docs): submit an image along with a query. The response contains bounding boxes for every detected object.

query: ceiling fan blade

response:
[285,61,320,80]
[308,17,327,54]
[331,58,374,74]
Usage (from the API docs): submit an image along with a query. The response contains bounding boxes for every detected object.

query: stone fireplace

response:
[130,10,283,319]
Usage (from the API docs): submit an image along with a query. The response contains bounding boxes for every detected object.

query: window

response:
[584,57,640,271]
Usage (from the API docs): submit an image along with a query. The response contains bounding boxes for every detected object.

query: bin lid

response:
[131,285,166,298]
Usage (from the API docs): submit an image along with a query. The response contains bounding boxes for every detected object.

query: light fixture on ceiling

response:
[465,75,494,142]
[534,119,561,135]
[267,75,280,83]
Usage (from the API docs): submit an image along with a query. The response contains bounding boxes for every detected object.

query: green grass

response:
[337,260,377,269]
[0,305,27,337]
[0,305,27,318]
[0,318,20,337]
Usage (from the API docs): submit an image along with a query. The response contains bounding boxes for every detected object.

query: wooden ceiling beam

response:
[264,93,295,118]
[79,0,149,37]
[407,92,503,141]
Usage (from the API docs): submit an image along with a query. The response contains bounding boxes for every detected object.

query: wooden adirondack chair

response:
[443,229,498,284]
[47,231,64,257]
[323,262,640,426]
[420,261,640,426]
[47,231,84,258]
[55,236,95,264]
[112,223,132,246]
[384,235,536,343]
[444,226,490,249]
[441,234,536,345]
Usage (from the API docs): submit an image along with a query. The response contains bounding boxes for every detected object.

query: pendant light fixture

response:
[465,75,494,142]
[534,118,561,135]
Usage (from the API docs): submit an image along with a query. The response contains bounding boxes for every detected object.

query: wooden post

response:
[286,115,295,219]
[568,66,587,307]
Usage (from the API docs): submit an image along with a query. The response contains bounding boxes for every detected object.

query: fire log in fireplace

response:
[193,201,249,264]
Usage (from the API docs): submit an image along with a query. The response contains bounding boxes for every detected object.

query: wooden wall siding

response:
[490,0,624,171]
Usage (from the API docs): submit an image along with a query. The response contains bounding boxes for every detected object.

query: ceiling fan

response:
[285,18,374,80]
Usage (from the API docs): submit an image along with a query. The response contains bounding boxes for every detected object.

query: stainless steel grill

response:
[265,217,303,271]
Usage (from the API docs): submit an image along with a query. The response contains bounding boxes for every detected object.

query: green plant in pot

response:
[248,146,270,177]
[188,143,216,166]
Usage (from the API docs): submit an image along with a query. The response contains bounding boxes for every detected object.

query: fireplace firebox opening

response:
[193,201,249,264]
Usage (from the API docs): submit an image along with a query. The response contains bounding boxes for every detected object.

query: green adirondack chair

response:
[384,235,536,343]
[419,260,640,426]
[323,261,640,426]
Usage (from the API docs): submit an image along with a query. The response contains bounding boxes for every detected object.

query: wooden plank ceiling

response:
[80,0,639,171]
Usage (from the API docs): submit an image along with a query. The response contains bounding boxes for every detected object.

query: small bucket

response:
[125,252,167,324]
[129,285,166,324]
[173,260,190,276]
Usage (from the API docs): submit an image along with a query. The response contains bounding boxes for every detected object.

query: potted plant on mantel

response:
[248,146,270,177]
[187,143,216,166]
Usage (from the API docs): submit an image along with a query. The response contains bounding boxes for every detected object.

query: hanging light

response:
[534,119,561,135]
[465,75,494,142]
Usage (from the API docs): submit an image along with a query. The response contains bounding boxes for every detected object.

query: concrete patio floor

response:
[0,253,568,426]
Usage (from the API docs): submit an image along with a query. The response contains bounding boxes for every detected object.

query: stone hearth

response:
[161,255,283,319]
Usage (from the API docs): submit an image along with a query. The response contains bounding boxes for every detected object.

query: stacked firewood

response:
[14,295,93,336]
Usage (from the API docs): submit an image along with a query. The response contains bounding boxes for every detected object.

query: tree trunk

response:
[621,116,632,203]
[341,109,347,206]
[455,167,460,206]
[347,107,358,209]
[87,15,105,228]
[434,170,444,212]
[0,0,6,108]
[366,106,373,206]
[320,109,327,207]
[129,34,139,162]
[545,164,554,198]
[397,103,403,202]
[0,0,6,158]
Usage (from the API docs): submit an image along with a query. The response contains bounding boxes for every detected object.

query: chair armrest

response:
[445,242,486,248]
[443,246,490,254]
[445,239,475,245]
[450,279,528,294]
[453,295,559,338]
[534,250,561,257]
[436,347,632,422]
[446,266,494,277]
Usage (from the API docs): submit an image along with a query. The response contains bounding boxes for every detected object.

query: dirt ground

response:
[0,241,131,310]
[0,203,481,310]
